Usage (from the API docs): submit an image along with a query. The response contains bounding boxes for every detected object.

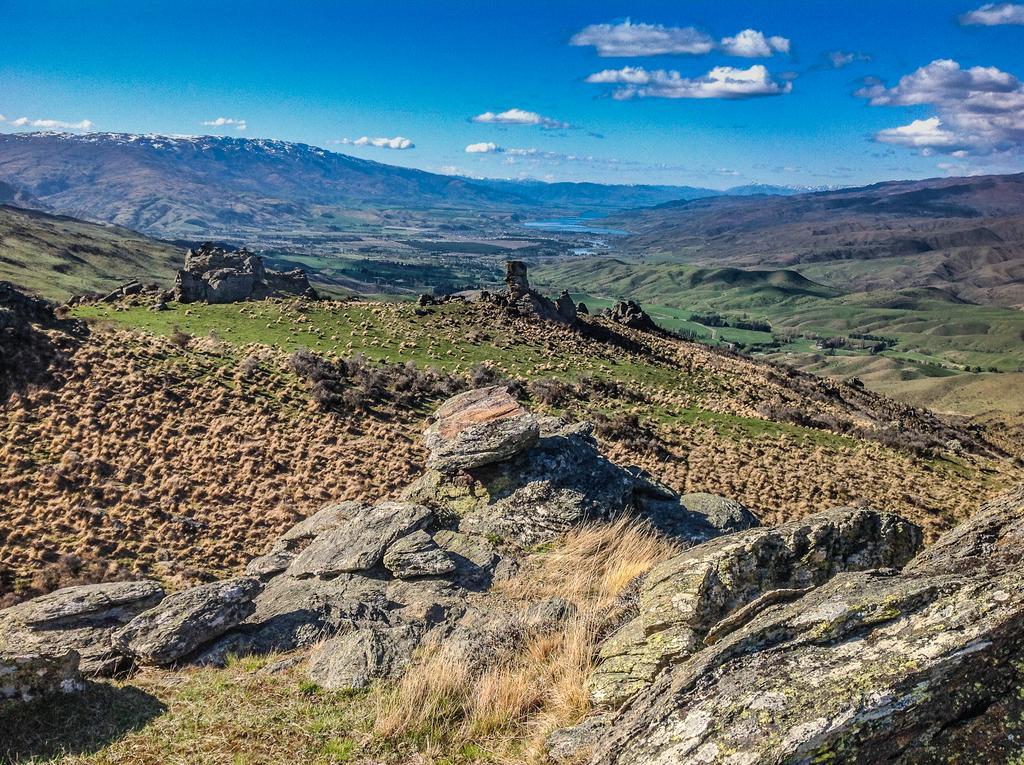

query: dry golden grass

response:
[370,519,680,763]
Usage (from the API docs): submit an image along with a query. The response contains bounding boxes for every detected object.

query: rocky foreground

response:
[2,385,1022,763]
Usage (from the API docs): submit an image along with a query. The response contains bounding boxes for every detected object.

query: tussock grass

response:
[370,518,681,763]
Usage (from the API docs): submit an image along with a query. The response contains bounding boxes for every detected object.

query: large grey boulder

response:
[113,577,262,665]
[590,487,1024,764]
[0,581,164,675]
[0,650,83,702]
[589,507,922,706]
[383,530,456,579]
[423,385,539,472]
[287,502,432,578]
[306,624,422,691]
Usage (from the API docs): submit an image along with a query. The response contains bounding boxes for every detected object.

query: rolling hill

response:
[612,174,1024,306]
[531,258,1024,375]
[0,204,181,299]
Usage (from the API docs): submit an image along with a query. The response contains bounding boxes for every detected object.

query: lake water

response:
[522,217,629,235]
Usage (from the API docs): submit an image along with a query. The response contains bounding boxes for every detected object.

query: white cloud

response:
[875,117,961,150]
[6,116,93,130]
[585,64,792,100]
[465,142,502,153]
[339,136,415,150]
[719,29,790,57]
[570,20,789,59]
[858,59,1024,154]
[470,108,569,129]
[570,20,714,56]
[202,117,247,131]
[827,50,871,68]
[960,3,1024,25]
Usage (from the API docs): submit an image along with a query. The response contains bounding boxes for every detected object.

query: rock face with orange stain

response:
[423,385,540,472]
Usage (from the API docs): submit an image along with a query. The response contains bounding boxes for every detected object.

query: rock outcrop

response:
[588,507,923,706]
[13,380,1009,763]
[603,300,658,332]
[501,261,577,325]
[584,486,1024,765]
[173,243,316,304]
[407,411,732,548]
[113,577,262,665]
[0,580,164,675]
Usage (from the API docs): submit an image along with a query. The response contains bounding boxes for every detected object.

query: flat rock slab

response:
[383,530,456,579]
[287,502,432,578]
[0,581,164,676]
[424,386,539,471]
[113,577,262,665]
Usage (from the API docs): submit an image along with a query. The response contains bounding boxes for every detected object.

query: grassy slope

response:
[0,205,181,300]
[532,258,1024,373]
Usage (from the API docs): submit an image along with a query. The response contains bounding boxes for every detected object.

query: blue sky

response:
[2,0,1024,188]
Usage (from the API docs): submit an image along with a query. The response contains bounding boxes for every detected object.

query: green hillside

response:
[0,205,181,300]
[532,258,1024,374]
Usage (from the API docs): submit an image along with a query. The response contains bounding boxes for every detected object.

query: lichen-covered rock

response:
[113,577,262,665]
[589,507,922,706]
[307,625,422,691]
[383,530,456,579]
[590,486,1024,765]
[287,502,432,578]
[0,580,164,675]
[546,714,611,763]
[0,650,83,702]
[423,385,539,472]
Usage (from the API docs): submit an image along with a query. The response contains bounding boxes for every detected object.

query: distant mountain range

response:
[611,173,1024,307]
[0,132,827,239]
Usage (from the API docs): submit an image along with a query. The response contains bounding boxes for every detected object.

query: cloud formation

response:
[960,3,1024,25]
[857,58,1024,154]
[720,29,790,57]
[570,20,789,58]
[585,64,793,100]
[339,136,415,150]
[465,142,501,153]
[5,116,94,130]
[827,50,871,68]
[570,20,714,56]
[470,108,569,129]
[875,117,960,149]
[202,117,247,131]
